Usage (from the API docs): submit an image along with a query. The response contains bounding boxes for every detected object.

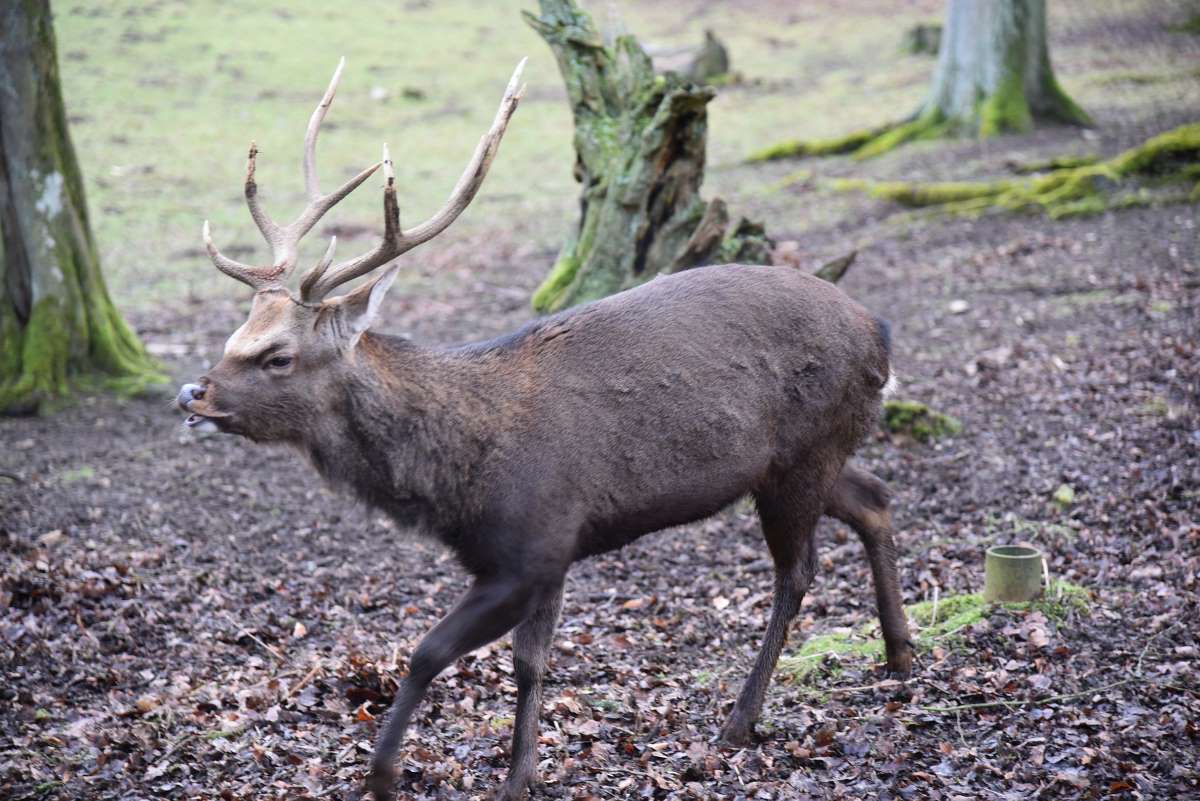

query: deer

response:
[176,58,914,801]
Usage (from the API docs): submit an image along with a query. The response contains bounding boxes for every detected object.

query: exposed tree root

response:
[829,122,1200,219]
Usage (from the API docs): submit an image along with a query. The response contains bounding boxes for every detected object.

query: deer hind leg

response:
[491,585,565,801]
[825,463,913,676]
[719,474,824,747]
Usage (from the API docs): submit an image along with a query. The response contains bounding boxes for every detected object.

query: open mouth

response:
[184,413,222,433]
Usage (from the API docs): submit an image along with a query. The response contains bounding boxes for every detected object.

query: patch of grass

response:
[883,399,962,442]
[586,697,621,712]
[779,581,1090,684]
[1138,396,1170,417]
[985,512,1077,546]
[204,728,242,741]
[59,466,97,484]
[779,631,884,683]
[1052,483,1076,510]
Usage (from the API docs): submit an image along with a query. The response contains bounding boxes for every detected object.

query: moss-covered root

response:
[745,113,952,163]
[883,399,962,443]
[746,123,895,163]
[832,122,1200,219]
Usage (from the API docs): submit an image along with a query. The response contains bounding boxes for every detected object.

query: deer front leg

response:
[491,585,565,801]
[366,576,556,801]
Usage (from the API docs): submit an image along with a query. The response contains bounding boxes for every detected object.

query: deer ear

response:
[332,265,399,345]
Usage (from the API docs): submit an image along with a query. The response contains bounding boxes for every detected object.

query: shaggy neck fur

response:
[302,332,499,536]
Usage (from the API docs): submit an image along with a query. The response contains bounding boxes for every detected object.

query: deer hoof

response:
[886,640,915,678]
[487,782,531,801]
[717,719,756,749]
[365,765,394,801]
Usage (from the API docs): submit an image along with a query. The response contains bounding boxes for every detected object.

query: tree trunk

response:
[524,0,771,313]
[750,0,1091,162]
[0,0,162,415]
[924,0,1090,135]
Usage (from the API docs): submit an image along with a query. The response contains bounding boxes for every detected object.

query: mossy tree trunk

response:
[922,0,1090,134]
[525,0,771,313]
[0,0,163,415]
[752,0,1092,162]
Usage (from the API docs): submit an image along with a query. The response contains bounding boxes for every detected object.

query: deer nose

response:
[176,383,206,411]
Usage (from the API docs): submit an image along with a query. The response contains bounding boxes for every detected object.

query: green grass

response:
[48,1,983,311]
[52,1,1197,315]
[779,580,1090,683]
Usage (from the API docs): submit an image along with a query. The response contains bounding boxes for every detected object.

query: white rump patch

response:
[882,370,898,398]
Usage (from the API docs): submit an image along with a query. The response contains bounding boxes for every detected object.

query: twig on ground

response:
[287,663,324,699]
[1136,621,1182,677]
[222,612,285,663]
[920,678,1139,714]
[829,678,903,695]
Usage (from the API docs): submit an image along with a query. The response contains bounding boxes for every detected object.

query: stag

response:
[177,58,913,801]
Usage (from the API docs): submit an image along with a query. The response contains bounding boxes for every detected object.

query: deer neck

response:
[304,331,495,532]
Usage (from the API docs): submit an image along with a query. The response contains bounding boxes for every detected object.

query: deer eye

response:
[264,355,293,371]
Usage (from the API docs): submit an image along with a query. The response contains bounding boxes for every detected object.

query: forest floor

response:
[3,1,1200,800]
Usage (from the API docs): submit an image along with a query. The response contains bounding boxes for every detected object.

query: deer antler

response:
[299,58,527,302]
[203,57,381,291]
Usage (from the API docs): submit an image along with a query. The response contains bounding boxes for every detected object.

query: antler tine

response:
[204,58,379,290]
[304,56,346,203]
[203,220,277,289]
[300,58,527,302]
[244,141,283,254]
[301,144,399,302]
[400,57,526,246]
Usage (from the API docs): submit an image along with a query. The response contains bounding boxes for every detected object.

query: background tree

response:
[525,0,771,313]
[0,0,162,414]
[751,0,1092,162]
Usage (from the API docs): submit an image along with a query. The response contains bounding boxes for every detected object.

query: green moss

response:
[1052,483,1076,509]
[979,74,1035,137]
[1109,122,1200,176]
[853,110,949,160]
[832,178,1009,207]
[779,631,884,682]
[779,581,1089,684]
[746,125,888,163]
[531,252,580,313]
[1039,73,1094,128]
[907,592,988,633]
[883,399,962,442]
[1009,154,1100,174]
[1,291,166,415]
[1168,14,1200,34]
[832,122,1200,220]
[0,296,72,414]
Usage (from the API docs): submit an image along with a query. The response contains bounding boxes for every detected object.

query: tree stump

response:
[525,0,770,313]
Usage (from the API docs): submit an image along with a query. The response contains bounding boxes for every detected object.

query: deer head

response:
[177,58,526,441]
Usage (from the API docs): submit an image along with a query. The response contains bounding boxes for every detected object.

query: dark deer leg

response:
[826,464,913,676]
[491,585,565,801]
[719,480,823,747]
[367,576,556,801]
